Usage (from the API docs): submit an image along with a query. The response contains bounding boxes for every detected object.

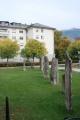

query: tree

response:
[67,40,80,60]
[0,38,20,67]
[21,39,48,68]
[54,30,62,46]
[55,46,59,58]
[20,48,29,58]
[20,48,27,71]
[58,37,71,58]
[54,30,63,58]
[54,30,71,59]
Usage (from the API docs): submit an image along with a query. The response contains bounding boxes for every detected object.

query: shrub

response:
[0,62,40,67]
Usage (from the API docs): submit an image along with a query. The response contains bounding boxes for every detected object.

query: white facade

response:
[27,27,55,61]
[0,27,26,50]
[0,21,55,62]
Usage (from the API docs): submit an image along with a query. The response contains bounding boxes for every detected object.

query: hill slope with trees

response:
[62,28,80,40]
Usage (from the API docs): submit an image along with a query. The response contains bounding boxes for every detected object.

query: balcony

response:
[0,29,9,37]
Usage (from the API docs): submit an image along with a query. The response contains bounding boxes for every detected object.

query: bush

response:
[58,61,65,64]
[72,60,79,63]
[0,62,40,67]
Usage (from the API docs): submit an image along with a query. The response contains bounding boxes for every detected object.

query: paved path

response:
[72,68,80,72]
[58,67,80,72]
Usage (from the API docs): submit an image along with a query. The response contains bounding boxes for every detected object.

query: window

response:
[19,37,23,40]
[36,29,38,32]
[0,29,7,32]
[12,36,16,40]
[20,45,23,46]
[41,36,44,39]
[36,35,39,39]
[12,29,16,33]
[19,30,23,33]
[41,29,43,32]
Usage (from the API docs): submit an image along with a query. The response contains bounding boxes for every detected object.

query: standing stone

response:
[50,57,59,85]
[23,58,26,71]
[65,52,72,111]
[40,57,44,71]
[62,74,65,93]
[43,56,49,78]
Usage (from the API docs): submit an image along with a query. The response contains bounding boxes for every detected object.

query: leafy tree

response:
[21,48,28,58]
[68,40,80,60]
[54,30,62,46]
[54,30,71,59]
[0,37,20,67]
[20,48,28,70]
[21,39,48,68]
[55,46,59,58]
[58,37,71,58]
[54,30,63,58]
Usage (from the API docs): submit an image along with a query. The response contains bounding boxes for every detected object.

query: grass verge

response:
[0,67,80,120]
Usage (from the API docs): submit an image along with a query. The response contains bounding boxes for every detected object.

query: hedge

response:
[0,60,79,67]
[0,62,40,67]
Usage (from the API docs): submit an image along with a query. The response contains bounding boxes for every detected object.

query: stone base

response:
[51,80,58,85]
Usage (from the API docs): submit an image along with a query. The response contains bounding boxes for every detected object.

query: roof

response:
[0,22,29,29]
[0,21,56,30]
[0,21,9,23]
[0,25,28,29]
[27,23,56,30]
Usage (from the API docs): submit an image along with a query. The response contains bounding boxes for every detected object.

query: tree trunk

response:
[32,57,34,69]
[30,57,34,69]
[31,57,34,69]
[40,57,43,71]
[7,58,9,68]
[23,58,26,71]
[31,62,33,68]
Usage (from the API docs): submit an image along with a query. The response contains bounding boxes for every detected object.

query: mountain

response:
[62,28,80,40]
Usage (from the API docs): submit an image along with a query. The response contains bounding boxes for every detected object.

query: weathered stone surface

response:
[40,57,44,71]
[43,56,49,78]
[23,58,26,71]
[62,74,65,93]
[50,57,59,85]
[65,52,72,111]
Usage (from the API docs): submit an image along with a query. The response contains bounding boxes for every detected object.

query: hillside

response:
[62,28,80,40]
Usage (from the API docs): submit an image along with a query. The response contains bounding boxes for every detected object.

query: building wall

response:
[8,28,26,50]
[0,27,27,50]
[27,27,55,61]
[0,25,55,62]
[0,27,27,62]
[27,28,33,39]
[43,29,55,61]
[0,27,9,37]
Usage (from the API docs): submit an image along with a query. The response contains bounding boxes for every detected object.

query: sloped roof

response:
[0,21,56,30]
[27,23,56,30]
[0,21,29,29]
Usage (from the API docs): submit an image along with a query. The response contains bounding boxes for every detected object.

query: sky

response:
[0,0,80,30]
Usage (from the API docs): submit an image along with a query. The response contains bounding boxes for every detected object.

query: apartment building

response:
[0,21,55,62]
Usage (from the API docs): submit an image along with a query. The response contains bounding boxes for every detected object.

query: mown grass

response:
[0,67,80,120]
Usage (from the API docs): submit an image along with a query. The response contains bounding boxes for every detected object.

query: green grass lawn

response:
[0,67,80,120]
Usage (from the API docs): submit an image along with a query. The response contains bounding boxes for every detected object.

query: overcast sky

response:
[0,0,80,30]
